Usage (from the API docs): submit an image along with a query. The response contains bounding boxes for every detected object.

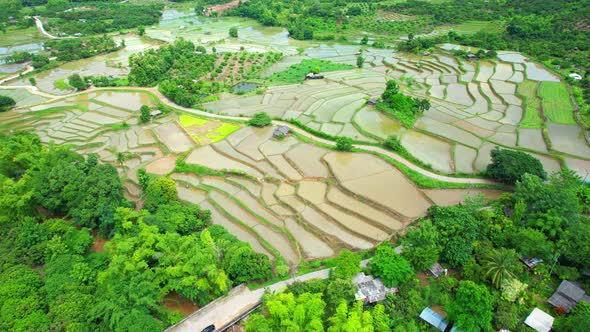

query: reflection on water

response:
[7,34,159,95]
[0,42,44,59]
[0,62,28,74]
[232,82,258,92]
[146,10,312,55]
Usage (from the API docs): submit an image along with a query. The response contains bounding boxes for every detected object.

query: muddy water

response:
[199,200,273,258]
[327,187,403,231]
[209,190,299,265]
[353,106,405,139]
[300,206,374,249]
[162,292,199,316]
[285,218,334,258]
[324,152,431,218]
[401,130,454,173]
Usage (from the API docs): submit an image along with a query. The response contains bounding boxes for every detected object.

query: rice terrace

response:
[1,0,589,331]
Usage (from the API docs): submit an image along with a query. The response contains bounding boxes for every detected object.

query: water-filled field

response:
[2,12,588,268]
[8,35,161,95]
[204,43,589,176]
[0,91,502,268]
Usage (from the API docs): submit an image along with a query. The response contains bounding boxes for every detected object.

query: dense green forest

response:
[45,35,121,61]
[0,132,273,331]
[246,165,590,331]
[0,0,162,35]
[228,0,425,41]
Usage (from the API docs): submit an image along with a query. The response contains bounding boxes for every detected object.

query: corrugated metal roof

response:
[524,308,554,332]
[419,307,449,332]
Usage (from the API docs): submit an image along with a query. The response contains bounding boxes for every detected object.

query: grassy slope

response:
[538,81,576,125]
[518,81,544,128]
[266,59,354,85]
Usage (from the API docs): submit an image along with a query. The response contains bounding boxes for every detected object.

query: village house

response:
[547,280,590,312]
[419,307,460,332]
[305,72,324,80]
[353,272,397,304]
[524,308,554,332]
[272,126,290,139]
[150,110,163,118]
[520,257,543,269]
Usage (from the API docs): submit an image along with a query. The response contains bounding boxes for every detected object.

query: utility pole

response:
[549,252,560,276]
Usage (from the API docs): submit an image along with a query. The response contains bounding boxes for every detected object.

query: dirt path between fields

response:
[0,85,496,185]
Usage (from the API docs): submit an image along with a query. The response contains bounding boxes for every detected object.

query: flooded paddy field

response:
[2,11,588,270]
[204,42,589,176]
[0,89,504,268]
[166,126,503,268]
[7,35,161,95]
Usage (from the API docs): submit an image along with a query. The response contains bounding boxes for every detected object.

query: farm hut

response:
[428,262,447,278]
[367,98,377,105]
[569,73,583,80]
[353,272,397,304]
[548,280,590,313]
[272,126,290,139]
[394,245,404,254]
[150,110,163,118]
[520,257,543,269]
[305,73,324,80]
[524,308,554,332]
[419,307,449,332]
[467,54,477,60]
[423,51,431,56]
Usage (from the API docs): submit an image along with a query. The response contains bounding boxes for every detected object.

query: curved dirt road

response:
[33,16,67,39]
[0,66,34,85]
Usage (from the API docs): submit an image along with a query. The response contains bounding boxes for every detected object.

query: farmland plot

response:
[204,46,589,176]
[169,126,502,268]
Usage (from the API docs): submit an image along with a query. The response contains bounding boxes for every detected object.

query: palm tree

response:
[481,248,521,289]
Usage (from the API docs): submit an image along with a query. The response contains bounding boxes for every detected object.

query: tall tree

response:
[486,147,546,184]
[332,249,361,279]
[370,243,415,287]
[402,220,441,271]
[481,248,521,288]
[447,281,493,331]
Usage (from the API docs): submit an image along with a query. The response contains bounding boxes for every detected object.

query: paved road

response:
[167,260,371,332]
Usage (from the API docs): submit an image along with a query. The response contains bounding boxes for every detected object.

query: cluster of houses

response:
[347,245,588,332]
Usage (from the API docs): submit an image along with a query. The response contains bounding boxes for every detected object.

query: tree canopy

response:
[487,147,546,184]
[0,95,16,112]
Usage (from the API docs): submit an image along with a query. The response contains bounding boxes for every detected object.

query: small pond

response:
[232,82,258,93]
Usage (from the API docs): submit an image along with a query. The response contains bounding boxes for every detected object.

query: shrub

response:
[370,243,415,287]
[0,95,16,112]
[486,147,546,184]
[384,134,405,153]
[68,74,86,91]
[356,55,364,68]
[247,112,272,127]
[335,137,353,151]
[139,105,150,123]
